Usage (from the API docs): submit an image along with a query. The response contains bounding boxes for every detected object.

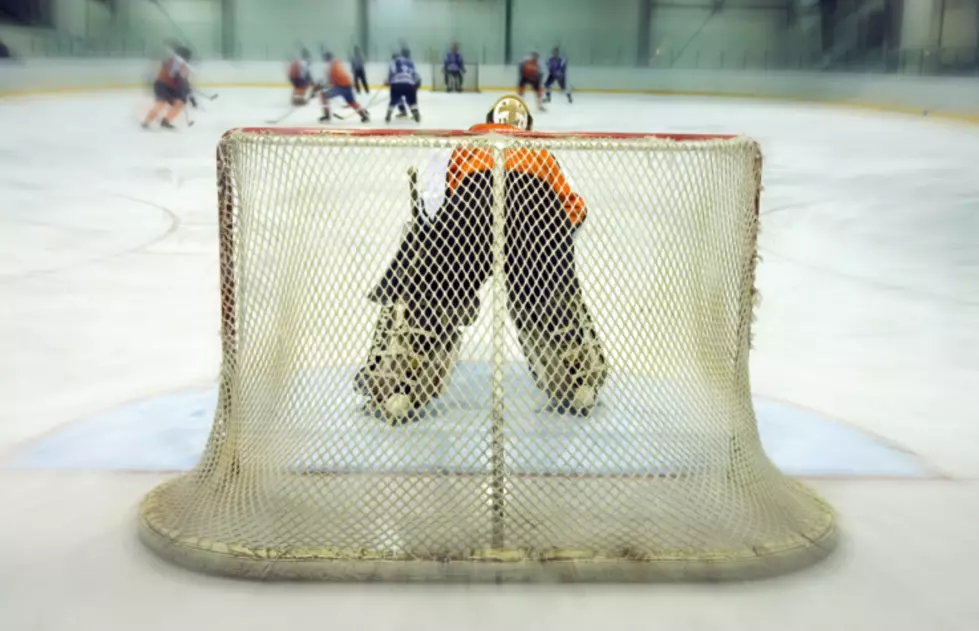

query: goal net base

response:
[140,478,836,581]
[137,128,837,581]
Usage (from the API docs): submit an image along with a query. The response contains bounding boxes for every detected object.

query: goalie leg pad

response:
[357,173,495,421]
[504,172,608,413]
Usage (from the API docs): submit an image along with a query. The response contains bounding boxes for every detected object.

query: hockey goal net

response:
[431,61,479,92]
[138,127,836,581]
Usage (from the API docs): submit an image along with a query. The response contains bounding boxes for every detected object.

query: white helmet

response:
[486,94,533,130]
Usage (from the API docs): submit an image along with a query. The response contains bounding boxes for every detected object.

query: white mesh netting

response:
[138,128,837,581]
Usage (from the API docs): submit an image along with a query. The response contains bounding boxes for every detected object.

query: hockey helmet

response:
[486,94,533,131]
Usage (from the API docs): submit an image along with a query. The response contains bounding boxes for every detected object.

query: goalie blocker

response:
[356,94,607,423]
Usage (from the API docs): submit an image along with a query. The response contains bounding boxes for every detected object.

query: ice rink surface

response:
[1,87,978,629]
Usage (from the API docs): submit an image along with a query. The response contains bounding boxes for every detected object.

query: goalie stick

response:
[366,167,428,304]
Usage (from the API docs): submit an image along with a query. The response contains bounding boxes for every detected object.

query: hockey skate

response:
[515,292,608,415]
[354,300,462,424]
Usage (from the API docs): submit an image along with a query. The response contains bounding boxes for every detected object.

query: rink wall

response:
[2,59,979,122]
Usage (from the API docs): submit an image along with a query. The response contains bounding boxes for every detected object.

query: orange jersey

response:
[328,59,352,87]
[157,56,188,88]
[445,123,586,227]
[520,59,541,80]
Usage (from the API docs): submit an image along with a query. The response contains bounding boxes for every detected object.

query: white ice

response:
[1,88,978,630]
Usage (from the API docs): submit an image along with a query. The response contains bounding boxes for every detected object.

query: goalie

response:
[355,95,608,424]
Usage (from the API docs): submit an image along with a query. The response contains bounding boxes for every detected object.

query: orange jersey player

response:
[288,48,313,105]
[517,51,545,111]
[355,94,607,424]
[318,51,369,123]
[142,46,194,130]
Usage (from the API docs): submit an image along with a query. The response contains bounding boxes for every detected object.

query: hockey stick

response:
[329,87,387,120]
[407,167,425,222]
[183,106,195,127]
[194,90,219,101]
[366,167,426,304]
[265,106,302,124]
[147,0,195,56]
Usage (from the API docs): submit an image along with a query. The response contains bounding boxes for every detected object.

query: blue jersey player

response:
[386,48,421,123]
[443,42,465,92]
[545,47,572,104]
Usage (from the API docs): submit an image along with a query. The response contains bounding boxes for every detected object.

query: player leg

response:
[561,75,572,103]
[505,173,608,413]
[161,84,187,130]
[406,84,420,122]
[142,81,169,128]
[517,77,527,97]
[342,86,370,122]
[533,77,545,111]
[386,84,406,122]
[318,86,333,121]
[397,90,409,117]
[544,74,555,103]
[356,172,494,423]
[290,78,309,105]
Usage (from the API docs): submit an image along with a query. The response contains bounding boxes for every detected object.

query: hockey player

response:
[385,48,421,123]
[351,46,369,94]
[518,51,545,111]
[443,42,465,92]
[389,51,410,118]
[544,47,572,104]
[319,51,370,123]
[288,48,313,105]
[142,46,195,130]
[355,94,607,423]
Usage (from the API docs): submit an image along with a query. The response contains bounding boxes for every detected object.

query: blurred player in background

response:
[288,48,313,105]
[351,46,369,94]
[390,51,409,118]
[443,42,465,93]
[385,47,421,123]
[356,94,606,422]
[544,47,572,104]
[142,45,195,130]
[518,50,544,111]
[319,51,370,123]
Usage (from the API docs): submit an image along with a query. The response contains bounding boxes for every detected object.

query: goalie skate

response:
[516,295,608,414]
[354,300,461,424]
